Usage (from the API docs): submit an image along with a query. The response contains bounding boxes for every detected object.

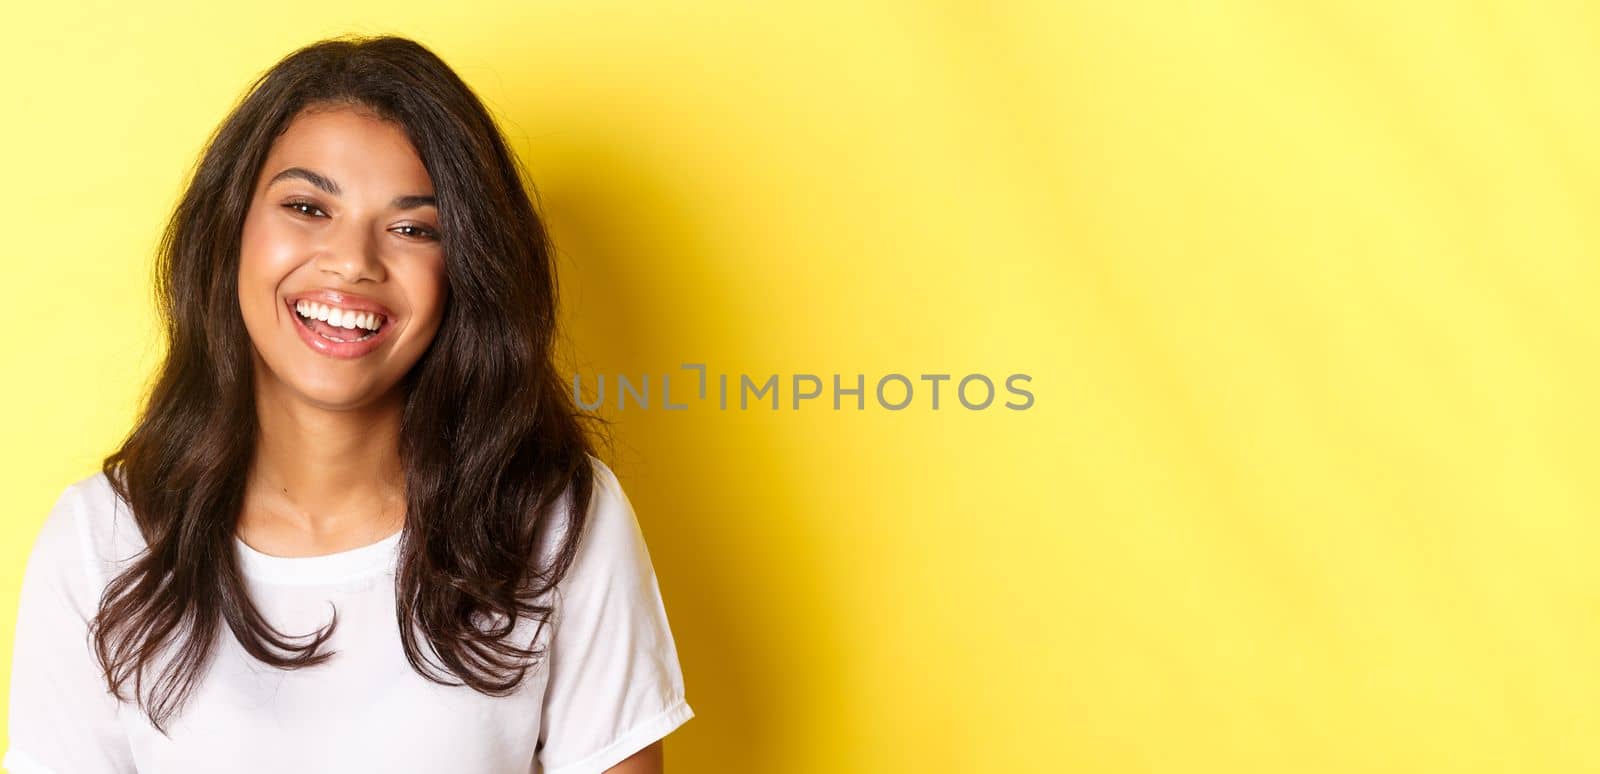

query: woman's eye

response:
[393,225,440,241]
[284,201,326,218]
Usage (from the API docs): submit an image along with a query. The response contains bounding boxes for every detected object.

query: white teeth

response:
[295,300,383,332]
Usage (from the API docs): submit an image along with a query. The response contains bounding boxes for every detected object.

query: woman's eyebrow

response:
[267,167,436,210]
[391,194,437,210]
[268,166,341,196]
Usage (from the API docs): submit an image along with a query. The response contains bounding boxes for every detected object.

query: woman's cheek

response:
[245,218,306,273]
[237,214,300,334]
[401,256,450,344]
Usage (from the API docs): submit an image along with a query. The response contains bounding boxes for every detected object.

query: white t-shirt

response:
[3,457,693,774]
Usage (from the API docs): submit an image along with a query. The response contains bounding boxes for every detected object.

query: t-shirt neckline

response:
[234,528,403,585]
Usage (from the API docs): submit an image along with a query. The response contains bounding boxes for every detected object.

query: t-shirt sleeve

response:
[534,460,694,774]
[4,481,136,774]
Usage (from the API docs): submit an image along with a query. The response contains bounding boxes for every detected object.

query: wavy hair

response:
[92,34,607,733]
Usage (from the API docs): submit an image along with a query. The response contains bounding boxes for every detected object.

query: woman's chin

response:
[259,365,386,411]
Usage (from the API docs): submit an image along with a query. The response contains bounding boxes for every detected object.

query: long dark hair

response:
[92,34,607,733]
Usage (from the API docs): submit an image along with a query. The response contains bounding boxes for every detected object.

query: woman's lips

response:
[287,289,395,319]
[286,298,395,359]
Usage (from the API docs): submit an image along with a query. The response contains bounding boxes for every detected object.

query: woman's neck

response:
[240,379,407,555]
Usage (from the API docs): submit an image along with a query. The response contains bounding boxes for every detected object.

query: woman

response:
[3,35,693,774]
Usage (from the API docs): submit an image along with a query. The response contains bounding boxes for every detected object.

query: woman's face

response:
[238,103,448,411]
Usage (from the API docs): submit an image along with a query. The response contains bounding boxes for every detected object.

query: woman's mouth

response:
[287,297,394,359]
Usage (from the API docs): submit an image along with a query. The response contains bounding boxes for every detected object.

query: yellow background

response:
[3,1,1598,771]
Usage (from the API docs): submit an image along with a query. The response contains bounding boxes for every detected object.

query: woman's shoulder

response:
[584,452,620,489]
[574,453,637,538]
[535,454,646,575]
[566,454,656,571]
[561,454,628,527]
[38,470,148,591]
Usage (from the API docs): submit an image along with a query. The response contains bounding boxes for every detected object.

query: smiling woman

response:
[240,110,448,379]
[2,35,693,774]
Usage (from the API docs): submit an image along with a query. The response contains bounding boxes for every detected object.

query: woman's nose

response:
[312,220,385,283]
